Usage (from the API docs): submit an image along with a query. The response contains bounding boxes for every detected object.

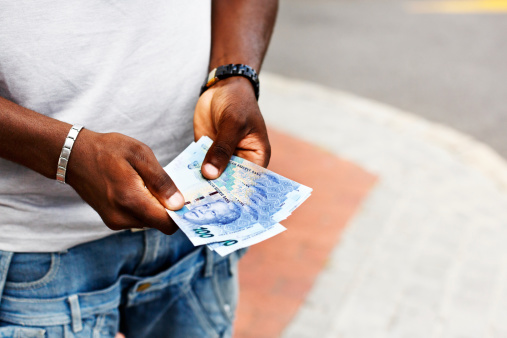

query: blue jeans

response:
[0,229,245,337]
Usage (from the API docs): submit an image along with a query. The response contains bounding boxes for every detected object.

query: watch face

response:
[205,77,219,88]
[206,68,218,84]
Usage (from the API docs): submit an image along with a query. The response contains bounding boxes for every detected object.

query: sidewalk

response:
[234,73,507,338]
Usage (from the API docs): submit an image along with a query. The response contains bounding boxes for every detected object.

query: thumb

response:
[130,146,185,211]
[201,127,244,180]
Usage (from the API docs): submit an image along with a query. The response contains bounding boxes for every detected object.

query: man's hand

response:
[66,130,184,234]
[196,0,277,178]
[194,77,271,179]
[0,97,183,234]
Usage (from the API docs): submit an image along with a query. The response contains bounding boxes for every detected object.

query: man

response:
[0,0,277,337]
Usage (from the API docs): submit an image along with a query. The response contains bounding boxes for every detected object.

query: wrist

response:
[64,128,99,187]
[214,77,257,98]
[208,59,260,74]
[200,64,260,100]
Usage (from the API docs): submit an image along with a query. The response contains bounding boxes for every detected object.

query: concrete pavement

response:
[235,73,507,338]
[264,0,507,158]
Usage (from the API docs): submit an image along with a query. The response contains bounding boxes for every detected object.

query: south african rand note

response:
[164,137,312,248]
[164,142,263,245]
[192,137,312,221]
[207,223,287,256]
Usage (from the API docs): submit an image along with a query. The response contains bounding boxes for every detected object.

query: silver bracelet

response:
[56,125,84,184]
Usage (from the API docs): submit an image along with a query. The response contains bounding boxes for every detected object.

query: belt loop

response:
[134,229,160,276]
[0,251,13,305]
[68,294,83,333]
[228,254,236,276]
[204,248,214,278]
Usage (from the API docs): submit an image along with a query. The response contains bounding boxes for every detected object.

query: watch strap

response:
[200,64,260,100]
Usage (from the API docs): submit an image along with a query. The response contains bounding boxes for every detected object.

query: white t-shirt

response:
[0,1,211,252]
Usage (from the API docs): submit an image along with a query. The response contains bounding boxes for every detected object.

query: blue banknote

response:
[164,137,312,253]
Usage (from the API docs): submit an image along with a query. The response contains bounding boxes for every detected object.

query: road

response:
[263,0,507,157]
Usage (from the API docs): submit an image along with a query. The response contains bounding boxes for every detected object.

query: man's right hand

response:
[66,129,184,235]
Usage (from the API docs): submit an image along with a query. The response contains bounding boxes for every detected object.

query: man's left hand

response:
[194,76,271,179]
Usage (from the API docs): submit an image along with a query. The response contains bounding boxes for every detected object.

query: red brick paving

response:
[234,128,377,338]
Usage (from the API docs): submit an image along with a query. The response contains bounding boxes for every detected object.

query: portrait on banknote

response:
[182,200,242,225]
[165,136,312,252]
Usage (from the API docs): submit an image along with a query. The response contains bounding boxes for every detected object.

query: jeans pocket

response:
[189,250,241,337]
[62,310,119,338]
[0,309,119,338]
[0,325,46,337]
[5,253,60,290]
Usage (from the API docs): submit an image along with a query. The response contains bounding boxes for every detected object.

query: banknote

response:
[165,143,269,245]
[191,137,312,227]
[207,223,286,256]
[164,136,312,253]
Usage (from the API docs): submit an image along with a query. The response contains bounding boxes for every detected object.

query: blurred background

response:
[235,1,507,337]
[264,0,507,156]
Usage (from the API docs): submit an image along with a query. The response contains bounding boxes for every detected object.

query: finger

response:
[132,199,179,235]
[116,183,179,235]
[235,133,271,168]
[129,145,184,210]
[201,118,246,179]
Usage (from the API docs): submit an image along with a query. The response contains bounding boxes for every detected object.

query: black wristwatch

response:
[200,64,260,100]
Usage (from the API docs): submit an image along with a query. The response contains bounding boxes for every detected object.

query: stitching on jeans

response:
[184,285,220,338]
[0,251,13,298]
[93,314,105,338]
[132,230,157,275]
[5,253,61,290]
[186,261,234,333]
[211,259,235,322]
[0,327,46,338]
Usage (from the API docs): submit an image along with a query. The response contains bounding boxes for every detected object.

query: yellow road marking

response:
[408,0,507,13]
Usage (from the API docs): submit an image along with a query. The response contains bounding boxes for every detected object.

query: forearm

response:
[0,97,71,179]
[195,0,276,176]
[210,0,278,71]
[0,96,183,232]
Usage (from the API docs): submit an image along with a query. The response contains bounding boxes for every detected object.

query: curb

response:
[261,72,507,191]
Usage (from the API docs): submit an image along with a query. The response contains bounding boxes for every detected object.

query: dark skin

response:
[197,0,278,177]
[0,0,278,235]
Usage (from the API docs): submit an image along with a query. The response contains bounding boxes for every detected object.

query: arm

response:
[0,97,183,234]
[194,0,278,178]
[209,0,278,72]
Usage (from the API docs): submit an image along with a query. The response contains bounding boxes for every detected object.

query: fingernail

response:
[167,192,184,209]
[204,163,219,178]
